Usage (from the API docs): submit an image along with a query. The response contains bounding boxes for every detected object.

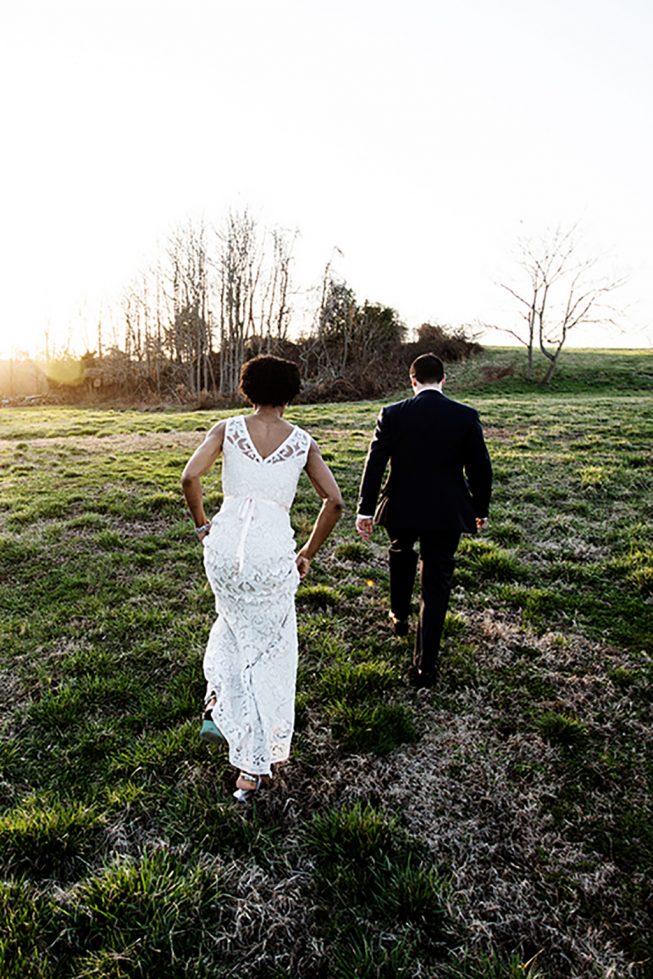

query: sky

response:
[1,0,652,358]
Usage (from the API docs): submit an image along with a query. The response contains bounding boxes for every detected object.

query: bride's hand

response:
[295,550,312,578]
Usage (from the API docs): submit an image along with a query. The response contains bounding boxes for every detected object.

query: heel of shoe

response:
[199,716,225,743]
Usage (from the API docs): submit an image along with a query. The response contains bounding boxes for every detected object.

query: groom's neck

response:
[412,381,443,395]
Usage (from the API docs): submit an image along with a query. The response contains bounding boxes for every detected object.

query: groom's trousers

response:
[387,527,461,675]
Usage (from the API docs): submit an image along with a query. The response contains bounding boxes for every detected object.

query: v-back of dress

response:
[202,415,311,775]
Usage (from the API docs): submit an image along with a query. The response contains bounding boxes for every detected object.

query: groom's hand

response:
[356,516,374,542]
[476,516,489,531]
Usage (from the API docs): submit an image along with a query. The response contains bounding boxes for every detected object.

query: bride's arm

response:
[296,439,343,577]
[181,421,226,539]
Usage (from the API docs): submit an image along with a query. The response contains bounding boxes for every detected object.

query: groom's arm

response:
[357,407,393,523]
[463,411,492,522]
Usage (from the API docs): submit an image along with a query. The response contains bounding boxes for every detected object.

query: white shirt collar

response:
[413,382,443,395]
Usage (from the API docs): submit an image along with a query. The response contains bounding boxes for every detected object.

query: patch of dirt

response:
[0,432,206,454]
[484,425,515,441]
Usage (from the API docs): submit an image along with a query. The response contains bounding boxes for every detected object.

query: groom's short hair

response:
[410,354,444,384]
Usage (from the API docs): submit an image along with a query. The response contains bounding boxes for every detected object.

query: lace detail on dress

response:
[225,415,309,466]
[201,413,310,776]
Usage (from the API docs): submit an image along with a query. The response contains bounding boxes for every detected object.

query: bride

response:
[181,355,342,801]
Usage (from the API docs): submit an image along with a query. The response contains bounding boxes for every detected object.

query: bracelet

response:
[194,522,211,538]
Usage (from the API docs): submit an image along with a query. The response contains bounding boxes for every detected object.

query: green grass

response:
[305,802,450,965]
[328,700,417,754]
[450,950,546,978]
[446,346,653,394]
[296,582,341,609]
[317,659,398,702]
[0,798,102,880]
[0,350,651,976]
[536,711,589,748]
[333,539,369,562]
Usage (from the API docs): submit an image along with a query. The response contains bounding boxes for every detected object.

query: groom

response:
[356,353,492,687]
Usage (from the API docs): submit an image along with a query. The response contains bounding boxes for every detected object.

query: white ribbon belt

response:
[223,495,289,574]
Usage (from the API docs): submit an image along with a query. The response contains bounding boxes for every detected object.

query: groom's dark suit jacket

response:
[358,389,492,533]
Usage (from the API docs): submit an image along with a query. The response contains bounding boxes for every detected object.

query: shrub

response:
[410,323,482,362]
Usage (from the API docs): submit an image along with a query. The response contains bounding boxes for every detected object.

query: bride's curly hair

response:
[240,355,301,407]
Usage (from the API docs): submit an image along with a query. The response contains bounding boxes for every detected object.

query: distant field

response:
[1,354,652,977]
[447,346,653,395]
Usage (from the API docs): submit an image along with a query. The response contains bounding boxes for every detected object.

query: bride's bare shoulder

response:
[206,418,228,444]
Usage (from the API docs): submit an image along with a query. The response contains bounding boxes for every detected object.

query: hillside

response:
[448,347,653,395]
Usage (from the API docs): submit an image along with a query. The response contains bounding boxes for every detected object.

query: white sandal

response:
[233,771,262,803]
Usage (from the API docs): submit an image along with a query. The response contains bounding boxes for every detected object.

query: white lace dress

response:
[202,415,311,776]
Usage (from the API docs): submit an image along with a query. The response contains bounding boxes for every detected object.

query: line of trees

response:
[5,216,620,404]
[106,212,294,400]
[23,210,480,405]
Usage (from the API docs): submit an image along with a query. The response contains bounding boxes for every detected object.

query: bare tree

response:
[166,220,213,395]
[260,227,298,346]
[316,275,357,376]
[153,263,165,395]
[96,312,103,360]
[215,209,264,396]
[498,225,624,383]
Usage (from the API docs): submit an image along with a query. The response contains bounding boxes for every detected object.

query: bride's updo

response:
[240,355,301,407]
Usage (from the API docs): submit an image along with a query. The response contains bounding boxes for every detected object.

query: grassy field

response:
[0,350,652,977]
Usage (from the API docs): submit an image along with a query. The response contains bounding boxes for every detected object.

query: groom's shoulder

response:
[443,394,481,419]
[384,396,412,413]
[399,392,480,417]
[380,394,481,424]
[380,396,414,421]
